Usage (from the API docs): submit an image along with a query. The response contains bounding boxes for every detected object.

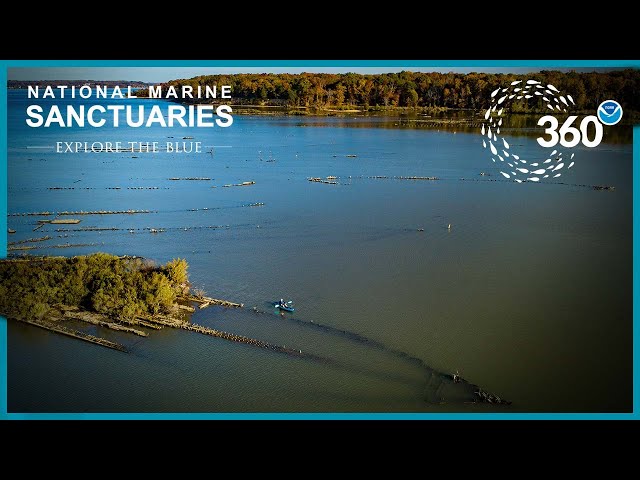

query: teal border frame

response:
[0,59,637,420]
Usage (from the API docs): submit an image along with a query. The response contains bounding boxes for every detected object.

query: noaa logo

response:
[597,100,623,126]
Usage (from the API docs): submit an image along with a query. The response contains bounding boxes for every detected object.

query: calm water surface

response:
[5,90,632,412]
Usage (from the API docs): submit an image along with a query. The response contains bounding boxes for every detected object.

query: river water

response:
[5,90,632,412]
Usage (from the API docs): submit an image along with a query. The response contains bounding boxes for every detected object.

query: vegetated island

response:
[0,253,310,357]
[0,253,511,406]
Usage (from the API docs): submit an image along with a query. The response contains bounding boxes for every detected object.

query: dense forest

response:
[0,254,189,321]
[151,70,640,113]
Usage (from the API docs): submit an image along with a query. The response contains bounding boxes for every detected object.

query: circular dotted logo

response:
[597,100,623,126]
[480,79,578,183]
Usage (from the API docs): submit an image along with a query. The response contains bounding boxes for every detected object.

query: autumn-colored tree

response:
[142,70,640,113]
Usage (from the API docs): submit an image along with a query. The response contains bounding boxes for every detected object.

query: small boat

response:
[274,300,295,312]
[8,228,16,234]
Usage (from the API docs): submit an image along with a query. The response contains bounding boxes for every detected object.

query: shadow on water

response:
[315,356,424,389]
[250,306,511,406]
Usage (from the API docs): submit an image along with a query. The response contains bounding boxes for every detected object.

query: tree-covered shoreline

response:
[143,70,640,114]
